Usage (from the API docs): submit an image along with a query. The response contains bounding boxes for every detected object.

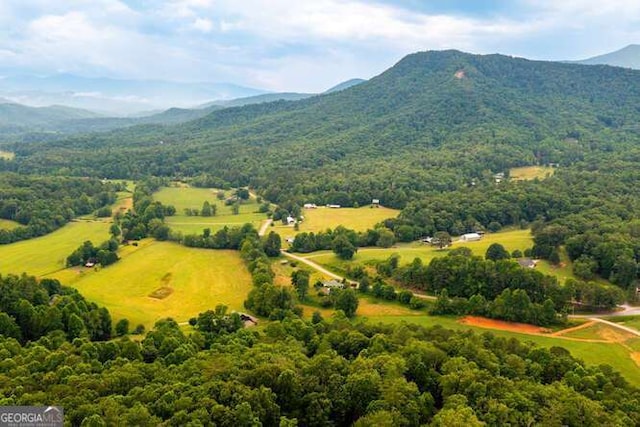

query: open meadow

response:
[0,220,111,276]
[154,186,267,234]
[509,165,555,181]
[273,205,399,239]
[49,240,252,330]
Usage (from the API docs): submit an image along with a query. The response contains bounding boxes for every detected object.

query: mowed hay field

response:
[154,186,266,234]
[509,165,555,181]
[53,241,252,329]
[0,221,111,276]
[274,205,399,239]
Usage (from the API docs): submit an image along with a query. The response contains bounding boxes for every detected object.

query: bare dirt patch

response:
[459,316,551,334]
[631,352,640,367]
[149,286,174,299]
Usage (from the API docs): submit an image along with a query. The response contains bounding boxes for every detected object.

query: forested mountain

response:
[575,44,640,69]
[7,49,640,204]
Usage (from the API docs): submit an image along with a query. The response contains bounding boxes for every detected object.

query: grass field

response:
[509,165,555,181]
[0,150,14,160]
[303,228,533,269]
[0,221,111,276]
[154,186,266,234]
[0,218,20,230]
[274,206,399,239]
[368,315,640,386]
[50,240,252,329]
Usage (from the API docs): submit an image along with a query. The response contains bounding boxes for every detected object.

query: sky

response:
[1,0,640,92]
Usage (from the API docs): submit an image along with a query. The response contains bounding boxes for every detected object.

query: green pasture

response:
[302,228,534,269]
[509,165,555,181]
[52,240,252,330]
[0,221,111,276]
[274,206,399,239]
[369,315,640,386]
[154,186,266,234]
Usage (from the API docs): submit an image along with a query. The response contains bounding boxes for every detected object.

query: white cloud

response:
[193,17,214,33]
[2,0,640,94]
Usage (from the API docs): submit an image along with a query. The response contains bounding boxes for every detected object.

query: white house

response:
[304,203,317,209]
[326,204,341,208]
[286,216,296,225]
[460,232,482,242]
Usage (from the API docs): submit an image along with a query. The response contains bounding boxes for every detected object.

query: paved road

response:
[570,304,640,319]
[589,317,640,337]
[258,219,273,236]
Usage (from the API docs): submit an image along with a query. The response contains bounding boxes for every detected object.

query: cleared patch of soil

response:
[149,286,174,299]
[459,316,551,334]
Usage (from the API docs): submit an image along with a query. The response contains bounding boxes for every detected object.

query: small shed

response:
[460,233,482,242]
[372,199,380,207]
[326,204,341,208]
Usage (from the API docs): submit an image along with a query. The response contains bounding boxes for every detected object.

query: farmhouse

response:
[460,233,482,242]
[372,199,380,207]
[303,203,317,209]
[286,216,296,225]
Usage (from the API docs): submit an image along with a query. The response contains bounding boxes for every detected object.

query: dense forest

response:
[0,273,638,426]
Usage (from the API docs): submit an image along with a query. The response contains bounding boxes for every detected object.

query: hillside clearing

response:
[0,150,14,160]
[509,165,555,180]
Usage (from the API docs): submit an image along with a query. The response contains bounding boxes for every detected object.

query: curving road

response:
[279,250,436,300]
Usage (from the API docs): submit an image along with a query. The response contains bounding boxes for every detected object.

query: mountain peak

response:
[576,44,640,69]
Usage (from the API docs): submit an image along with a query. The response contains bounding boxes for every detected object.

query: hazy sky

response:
[2,0,640,92]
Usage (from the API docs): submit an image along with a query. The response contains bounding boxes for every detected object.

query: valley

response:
[2,48,640,424]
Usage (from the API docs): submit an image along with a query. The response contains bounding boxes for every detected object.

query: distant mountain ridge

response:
[574,44,640,69]
[0,77,365,136]
[0,73,267,115]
